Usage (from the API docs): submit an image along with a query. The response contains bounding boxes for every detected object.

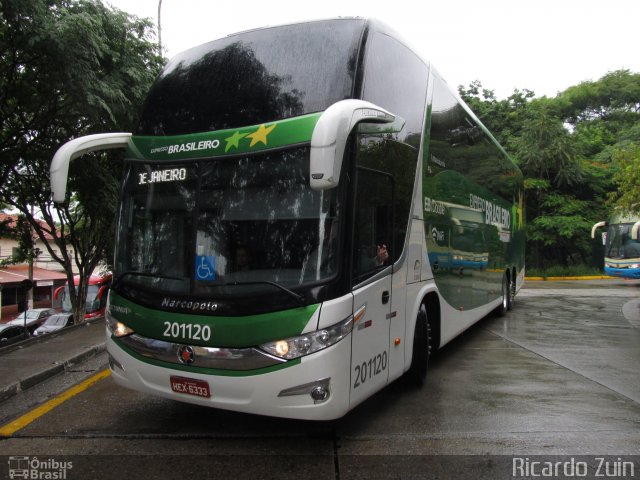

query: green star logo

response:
[224,131,248,152]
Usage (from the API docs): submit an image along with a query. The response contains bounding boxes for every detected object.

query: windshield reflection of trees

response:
[138,42,305,135]
[137,19,364,135]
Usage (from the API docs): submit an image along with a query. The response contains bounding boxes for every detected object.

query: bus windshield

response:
[606,223,640,259]
[61,285,102,313]
[115,146,340,297]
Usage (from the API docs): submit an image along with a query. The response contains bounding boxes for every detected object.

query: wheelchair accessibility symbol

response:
[195,255,216,280]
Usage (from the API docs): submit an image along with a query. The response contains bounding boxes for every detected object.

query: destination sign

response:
[138,167,187,185]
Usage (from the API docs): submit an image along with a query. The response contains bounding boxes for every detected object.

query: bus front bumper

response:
[604,266,640,279]
[106,329,352,421]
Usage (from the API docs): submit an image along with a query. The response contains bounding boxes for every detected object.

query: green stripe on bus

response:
[109,292,319,348]
[127,112,322,161]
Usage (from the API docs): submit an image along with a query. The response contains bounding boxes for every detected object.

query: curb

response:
[0,342,106,403]
[525,276,612,281]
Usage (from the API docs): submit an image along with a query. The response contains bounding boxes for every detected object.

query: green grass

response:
[526,265,605,278]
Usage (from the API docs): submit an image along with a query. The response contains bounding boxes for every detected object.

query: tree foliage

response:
[460,69,640,270]
[608,143,640,215]
[0,0,163,321]
[0,0,637,294]
[514,106,582,188]
[555,70,640,124]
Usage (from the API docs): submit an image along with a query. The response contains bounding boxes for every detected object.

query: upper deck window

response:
[137,19,365,136]
[362,32,428,145]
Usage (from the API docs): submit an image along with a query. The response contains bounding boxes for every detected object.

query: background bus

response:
[54,273,112,321]
[50,18,525,420]
[592,215,640,279]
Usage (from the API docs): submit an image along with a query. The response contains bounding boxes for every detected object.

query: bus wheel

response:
[407,303,432,386]
[508,274,516,310]
[495,273,510,316]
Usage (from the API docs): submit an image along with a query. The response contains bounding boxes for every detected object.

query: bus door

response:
[349,167,393,407]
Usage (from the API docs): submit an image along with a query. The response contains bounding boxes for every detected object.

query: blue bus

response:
[592,215,640,279]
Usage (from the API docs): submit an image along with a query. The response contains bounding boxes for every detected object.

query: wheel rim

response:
[502,276,508,309]
[510,279,516,304]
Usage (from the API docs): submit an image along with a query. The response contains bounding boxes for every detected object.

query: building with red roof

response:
[0,213,75,321]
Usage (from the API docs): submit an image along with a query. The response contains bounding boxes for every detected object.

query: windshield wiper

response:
[226,281,305,305]
[113,273,305,305]
[113,271,185,289]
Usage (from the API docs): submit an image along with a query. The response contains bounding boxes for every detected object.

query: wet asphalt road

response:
[0,279,639,479]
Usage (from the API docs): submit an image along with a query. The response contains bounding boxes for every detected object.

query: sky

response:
[107,0,638,99]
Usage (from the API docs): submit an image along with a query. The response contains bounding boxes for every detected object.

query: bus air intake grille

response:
[119,333,287,370]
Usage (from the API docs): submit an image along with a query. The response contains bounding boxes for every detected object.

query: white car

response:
[33,313,74,336]
[9,308,57,333]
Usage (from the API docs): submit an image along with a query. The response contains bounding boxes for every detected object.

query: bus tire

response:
[407,303,432,386]
[508,272,516,310]
[495,273,510,316]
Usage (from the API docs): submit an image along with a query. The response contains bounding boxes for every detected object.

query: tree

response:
[460,71,640,271]
[608,143,640,215]
[460,81,611,270]
[513,105,583,188]
[459,81,535,149]
[0,0,163,322]
[555,70,640,125]
[524,181,596,268]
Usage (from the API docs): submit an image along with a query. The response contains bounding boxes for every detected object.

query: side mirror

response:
[97,285,109,300]
[53,286,64,300]
[591,221,607,239]
[50,133,132,203]
[310,100,396,190]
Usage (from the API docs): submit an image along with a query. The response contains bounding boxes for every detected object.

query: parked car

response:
[0,324,31,347]
[33,313,74,336]
[9,308,57,333]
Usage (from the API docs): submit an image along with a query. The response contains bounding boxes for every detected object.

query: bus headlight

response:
[260,316,353,360]
[106,310,135,338]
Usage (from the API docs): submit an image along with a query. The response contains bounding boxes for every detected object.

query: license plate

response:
[170,376,210,398]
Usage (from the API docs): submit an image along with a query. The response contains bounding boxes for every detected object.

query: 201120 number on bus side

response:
[163,321,211,342]
[353,351,388,389]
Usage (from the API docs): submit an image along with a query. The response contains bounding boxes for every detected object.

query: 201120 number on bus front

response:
[353,352,388,389]
[163,321,211,342]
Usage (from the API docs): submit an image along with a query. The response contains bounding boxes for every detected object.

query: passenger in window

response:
[374,242,389,266]
[234,245,252,272]
[358,242,390,274]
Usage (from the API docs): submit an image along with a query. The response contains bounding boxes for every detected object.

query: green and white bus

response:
[50,18,525,420]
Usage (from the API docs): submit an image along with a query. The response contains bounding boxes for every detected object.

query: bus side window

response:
[352,167,393,284]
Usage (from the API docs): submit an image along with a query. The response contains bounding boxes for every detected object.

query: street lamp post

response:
[28,205,34,310]
[158,0,163,54]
